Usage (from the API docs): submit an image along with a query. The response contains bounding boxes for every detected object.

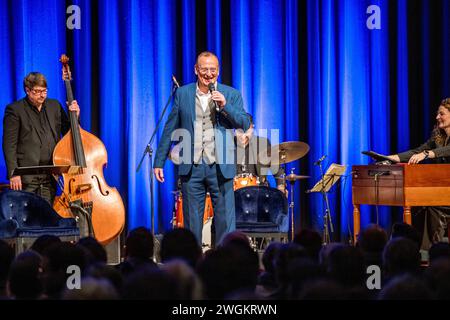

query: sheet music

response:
[309,163,347,193]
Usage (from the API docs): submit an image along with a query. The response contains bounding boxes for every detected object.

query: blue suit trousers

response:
[181,161,235,246]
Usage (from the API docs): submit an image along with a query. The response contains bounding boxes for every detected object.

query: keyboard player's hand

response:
[408,152,427,164]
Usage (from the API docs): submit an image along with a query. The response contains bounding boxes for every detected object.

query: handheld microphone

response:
[172,75,180,88]
[208,83,219,112]
[314,155,327,166]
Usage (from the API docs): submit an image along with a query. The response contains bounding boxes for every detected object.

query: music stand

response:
[12,165,74,177]
[309,163,347,244]
[13,165,76,196]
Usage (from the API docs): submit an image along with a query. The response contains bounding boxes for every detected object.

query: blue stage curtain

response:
[0,0,449,241]
[396,0,409,152]
[443,1,450,95]
[230,0,301,231]
[305,0,449,241]
[206,0,222,59]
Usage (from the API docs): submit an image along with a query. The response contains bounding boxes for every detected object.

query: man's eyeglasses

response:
[30,88,48,95]
[197,67,218,75]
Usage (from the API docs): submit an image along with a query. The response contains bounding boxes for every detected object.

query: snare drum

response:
[173,192,214,228]
[233,173,259,190]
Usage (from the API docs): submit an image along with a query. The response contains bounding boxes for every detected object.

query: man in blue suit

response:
[154,51,250,245]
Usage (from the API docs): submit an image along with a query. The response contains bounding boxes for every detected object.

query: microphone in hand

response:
[314,155,327,166]
[208,83,220,112]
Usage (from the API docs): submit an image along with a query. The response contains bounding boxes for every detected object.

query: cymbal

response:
[285,174,310,182]
[259,141,310,165]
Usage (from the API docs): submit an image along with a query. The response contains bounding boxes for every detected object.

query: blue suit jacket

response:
[154,82,250,179]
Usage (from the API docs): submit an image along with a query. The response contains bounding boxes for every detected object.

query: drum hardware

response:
[285,173,310,182]
[284,167,309,241]
[255,140,311,241]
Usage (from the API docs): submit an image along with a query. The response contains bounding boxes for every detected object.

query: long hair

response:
[432,98,450,145]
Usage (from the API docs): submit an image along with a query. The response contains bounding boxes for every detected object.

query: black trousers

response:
[23,175,56,205]
[412,206,450,250]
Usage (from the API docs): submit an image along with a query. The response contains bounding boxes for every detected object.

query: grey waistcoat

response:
[193,97,216,164]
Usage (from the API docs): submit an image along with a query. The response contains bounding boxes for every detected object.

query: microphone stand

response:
[136,81,178,235]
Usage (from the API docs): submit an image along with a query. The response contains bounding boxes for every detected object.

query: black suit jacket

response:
[2,97,70,180]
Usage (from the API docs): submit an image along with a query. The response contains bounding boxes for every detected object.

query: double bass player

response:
[2,71,79,205]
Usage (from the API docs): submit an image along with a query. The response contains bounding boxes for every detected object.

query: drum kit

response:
[170,140,311,246]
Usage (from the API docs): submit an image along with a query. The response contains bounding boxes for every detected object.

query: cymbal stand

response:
[286,167,296,241]
[318,162,334,245]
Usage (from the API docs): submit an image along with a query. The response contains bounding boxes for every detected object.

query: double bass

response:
[53,54,125,245]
